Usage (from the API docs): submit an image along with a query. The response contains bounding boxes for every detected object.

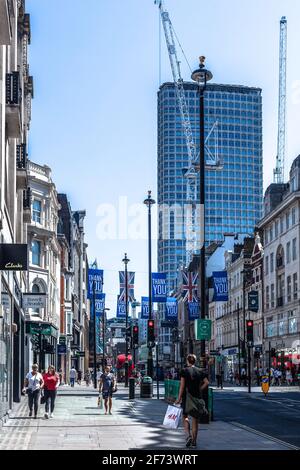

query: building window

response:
[278,316,286,336]
[66,312,72,335]
[32,200,42,224]
[293,273,298,300]
[286,211,290,230]
[276,245,284,268]
[270,253,274,273]
[292,207,296,225]
[266,285,270,310]
[287,276,291,302]
[271,284,275,308]
[265,256,269,275]
[266,317,275,338]
[289,316,297,334]
[292,238,297,261]
[32,240,41,266]
[275,220,279,237]
[32,284,40,314]
[280,216,284,234]
[269,226,273,241]
[287,241,291,264]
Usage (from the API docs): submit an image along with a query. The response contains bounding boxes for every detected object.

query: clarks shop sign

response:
[0,244,28,271]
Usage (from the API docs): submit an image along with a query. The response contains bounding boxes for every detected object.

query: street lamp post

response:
[122,253,130,387]
[93,280,97,389]
[102,308,110,372]
[144,190,156,378]
[191,56,213,369]
[237,303,241,386]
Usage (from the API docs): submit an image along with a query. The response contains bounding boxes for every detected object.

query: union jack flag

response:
[119,271,135,302]
[181,270,198,303]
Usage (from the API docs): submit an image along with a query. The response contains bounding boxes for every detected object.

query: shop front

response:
[0,283,12,420]
[25,321,58,372]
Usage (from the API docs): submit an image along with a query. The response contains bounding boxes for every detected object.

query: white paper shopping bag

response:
[163,405,182,429]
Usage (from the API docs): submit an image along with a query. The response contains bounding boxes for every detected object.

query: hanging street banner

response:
[248,290,259,312]
[117,297,127,319]
[165,297,178,321]
[188,301,200,321]
[87,269,103,299]
[181,270,198,302]
[194,319,212,340]
[90,293,105,318]
[152,273,167,302]
[22,293,47,309]
[119,271,135,302]
[0,244,28,271]
[213,271,228,301]
[141,297,149,319]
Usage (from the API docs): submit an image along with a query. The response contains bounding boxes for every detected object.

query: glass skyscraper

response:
[158,82,263,292]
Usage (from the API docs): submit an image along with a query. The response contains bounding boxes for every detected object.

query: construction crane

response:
[273,16,287,184]
[155,0,219,263]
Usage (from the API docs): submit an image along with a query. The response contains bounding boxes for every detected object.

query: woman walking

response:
[175,354,209,449]
[43,365,59,419]
[23,364,44,419]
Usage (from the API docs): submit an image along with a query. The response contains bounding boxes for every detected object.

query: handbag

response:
[185,391,208,419]
[163,405,182,429]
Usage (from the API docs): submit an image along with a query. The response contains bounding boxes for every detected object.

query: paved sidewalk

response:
[0,385,295,450]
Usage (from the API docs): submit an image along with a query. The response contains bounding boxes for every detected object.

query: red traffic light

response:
[148,320,154,327]
[133,326,138,332]
[247,320,253,327]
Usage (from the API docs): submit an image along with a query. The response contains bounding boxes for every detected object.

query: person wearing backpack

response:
[175,354,209,449]
[99,366,116,415]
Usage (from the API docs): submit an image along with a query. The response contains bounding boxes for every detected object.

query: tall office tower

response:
[158,82,263,294]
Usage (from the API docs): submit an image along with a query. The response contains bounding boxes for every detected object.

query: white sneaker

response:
[44,413,49,419]
[50,413,54,418]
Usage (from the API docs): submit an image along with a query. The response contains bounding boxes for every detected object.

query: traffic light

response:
[270,348,276,358]
[132,325,139,347]
[246,320,254,343]
[147,319,155,345]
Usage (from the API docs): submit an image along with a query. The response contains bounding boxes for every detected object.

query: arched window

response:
[32,284,40,314]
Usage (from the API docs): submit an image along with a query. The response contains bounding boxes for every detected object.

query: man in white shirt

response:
[69,367,77,387]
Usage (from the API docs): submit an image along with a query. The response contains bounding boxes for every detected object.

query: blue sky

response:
[27,0,300,316]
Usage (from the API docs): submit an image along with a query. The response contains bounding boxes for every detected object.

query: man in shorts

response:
[99,366,116,415]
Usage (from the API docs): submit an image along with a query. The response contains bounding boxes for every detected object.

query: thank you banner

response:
[91,293,105,318]
[152,273,167,302]
[88,269,103,299]
[117,298,127,319]
[188,301,200,321]
[165,298,178,320]
[213,271,228,301]
[141,297,149,319]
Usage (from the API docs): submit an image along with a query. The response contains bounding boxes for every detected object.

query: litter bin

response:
[129,377,135,399]
[140,376,153,398]
[199,387,213,423]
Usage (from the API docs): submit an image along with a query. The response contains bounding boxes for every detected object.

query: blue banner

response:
[165,298,178,320]
[117,299,127,319]
[213,271,228,301]
[188,301,200,321]
[88,269,103,299]
[152,273,167,302]
[90,293,105,318]
[141,297,149,319]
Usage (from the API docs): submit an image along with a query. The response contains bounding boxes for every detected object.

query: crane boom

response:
[274,16,287,184]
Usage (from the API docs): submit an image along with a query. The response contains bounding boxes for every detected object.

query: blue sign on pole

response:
[165,297,178,320]
[117,299,127,319]
[152,273,167,302]
[188,301,200,321]
[90,293,105,318]
[88,269,103,299]
[141,297,149,319]
[213,271,228,301]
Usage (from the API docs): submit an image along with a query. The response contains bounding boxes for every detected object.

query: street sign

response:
[57,344,67,355]
[22,293,47,309]
[59,336,67,345]
[194,319,212,340]
[75,351,85,357]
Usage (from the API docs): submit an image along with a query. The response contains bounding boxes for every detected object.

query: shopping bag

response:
[163,405,182,429]
[97,395,103,409]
